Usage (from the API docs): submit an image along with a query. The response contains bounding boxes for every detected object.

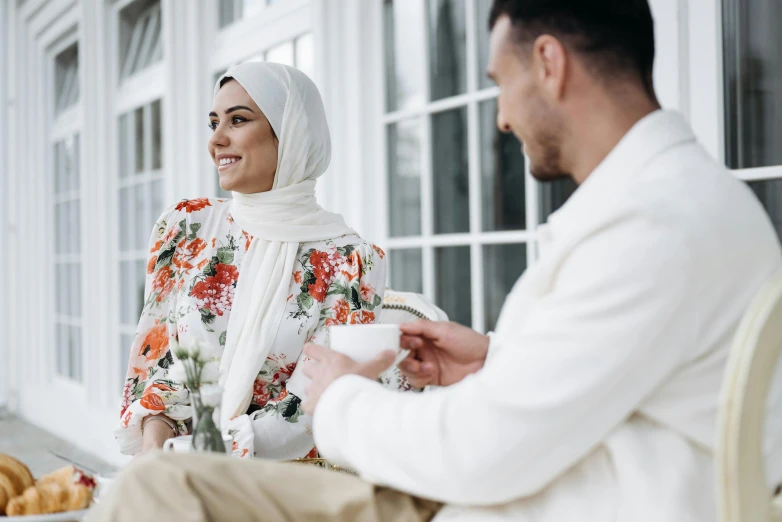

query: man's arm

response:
[313,215,695,505]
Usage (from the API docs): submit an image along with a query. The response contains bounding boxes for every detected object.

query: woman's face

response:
[208,80,279,194]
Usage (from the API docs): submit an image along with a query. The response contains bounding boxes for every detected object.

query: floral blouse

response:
[115,198,389,459]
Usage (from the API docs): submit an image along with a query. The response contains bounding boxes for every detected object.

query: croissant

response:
[5,482,93,516]
[0,453,35,514]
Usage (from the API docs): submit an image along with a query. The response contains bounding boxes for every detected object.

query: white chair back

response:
[718,268,782,522]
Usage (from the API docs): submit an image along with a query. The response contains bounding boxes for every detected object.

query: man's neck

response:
[566,95,661,185]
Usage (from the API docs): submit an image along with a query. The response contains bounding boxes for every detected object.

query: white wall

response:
[0,0,8,410]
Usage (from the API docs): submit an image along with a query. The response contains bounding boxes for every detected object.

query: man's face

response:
[487,16,569,181]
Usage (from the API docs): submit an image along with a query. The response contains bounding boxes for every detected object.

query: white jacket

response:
[313,110,782,521]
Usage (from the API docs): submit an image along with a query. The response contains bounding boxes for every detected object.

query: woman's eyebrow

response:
[208,106,254,118]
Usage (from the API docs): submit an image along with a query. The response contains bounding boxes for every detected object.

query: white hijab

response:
[215,62,354,429]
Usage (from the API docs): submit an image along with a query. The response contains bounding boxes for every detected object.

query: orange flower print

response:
[242,230,253,251]
[147,256,158,274]
[149,382,176,393]
[341,251,362,282]
[138,324,169,362]
[333,299,350,323]
[139,391,166,411]
[150,240,162,253]
[293,271,302,284]
[192,263,239,317]
[211,238,216,248]
[162,225,180,245]
[121,411,132,428]
[349,310,375,325]
[130,366,149,381]
[277,388,289,401]
[241,449,250,458]
[175,198,212,213]
[252,379,271,407]
[325,318,341,327]
[197,259,209,270]
[372,244,386,259]
[232,441,239,451]
[173,237,207,271]
[359,282,375,302]
[307,278,329,303]
[152,267,176,302]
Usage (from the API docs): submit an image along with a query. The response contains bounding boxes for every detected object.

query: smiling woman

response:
[208,80,279,194]
[115,62,396,461]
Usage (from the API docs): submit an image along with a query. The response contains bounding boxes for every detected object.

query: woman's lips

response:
[218,158,242,172]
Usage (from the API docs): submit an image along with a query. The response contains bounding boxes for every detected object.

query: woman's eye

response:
[231,116,246,125]
[208,121,218,131]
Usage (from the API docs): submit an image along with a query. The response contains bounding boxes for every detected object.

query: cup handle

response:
[162,438,175,452]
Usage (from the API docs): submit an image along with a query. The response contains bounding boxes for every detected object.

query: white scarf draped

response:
[215,62,354,429]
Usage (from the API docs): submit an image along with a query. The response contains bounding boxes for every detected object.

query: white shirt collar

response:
[542,110,696,242]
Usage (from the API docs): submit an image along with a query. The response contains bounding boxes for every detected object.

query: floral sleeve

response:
[242,241,387,460]
[114,205,193,455]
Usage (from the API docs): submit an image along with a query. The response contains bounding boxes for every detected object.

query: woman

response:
[115,62,389,460]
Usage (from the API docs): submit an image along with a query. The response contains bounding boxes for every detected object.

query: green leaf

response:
[373,294,382,307]
[350,287,361,310]
[187,223,202,241]
[132,378,146,399]
[173,219,187,244]
[297,292,315,310]
[326,283,347,297]
[219,331,227,347]
[302,271,317,289]
[217,248,234,265]
[155,245,176,270]
[281,395,303,423]
[199,307,216,325]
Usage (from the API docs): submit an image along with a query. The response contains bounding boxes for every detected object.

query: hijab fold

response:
[216,62,354,430]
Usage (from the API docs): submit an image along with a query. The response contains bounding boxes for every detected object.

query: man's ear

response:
[532,35,568,101]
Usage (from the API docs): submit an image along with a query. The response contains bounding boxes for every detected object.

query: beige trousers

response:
[86,451,442,522]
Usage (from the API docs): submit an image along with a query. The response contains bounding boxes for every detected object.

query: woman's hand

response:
[399,321,490,388]
[137,414,176,457]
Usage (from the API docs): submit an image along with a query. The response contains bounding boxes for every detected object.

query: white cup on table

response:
[328,324,409,367]
[163,434,233,454]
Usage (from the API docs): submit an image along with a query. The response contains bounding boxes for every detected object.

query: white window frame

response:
[111,0,167,396]
[688,0,782,185]
[376,0,539,334]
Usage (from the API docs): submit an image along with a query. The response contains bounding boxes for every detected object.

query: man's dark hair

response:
[489,0,656,95]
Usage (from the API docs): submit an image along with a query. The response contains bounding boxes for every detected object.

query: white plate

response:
[1,510,89,521]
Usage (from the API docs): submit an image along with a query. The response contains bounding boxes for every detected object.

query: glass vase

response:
[190,390,227,454]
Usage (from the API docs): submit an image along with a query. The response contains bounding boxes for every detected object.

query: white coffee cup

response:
[163,434,233,454]
[328,324,408,366]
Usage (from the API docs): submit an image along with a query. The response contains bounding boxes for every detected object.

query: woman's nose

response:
[209,124,229,150]
[496,111,512,134]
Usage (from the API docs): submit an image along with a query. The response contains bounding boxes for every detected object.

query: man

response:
[88,0,782,520]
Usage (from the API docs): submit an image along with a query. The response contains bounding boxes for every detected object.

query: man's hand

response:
[399,321,489,388]
[301,343,397,415]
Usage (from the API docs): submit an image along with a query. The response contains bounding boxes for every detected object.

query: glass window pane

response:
[119,187,132,252]
[748,179,782,242]
[55,44,79,113]
[56,324,68,377]
[383,0,426,112]
[295,33,315,79]
[266,41,294,67]
[433,107,469,234]
[56,264,67,315]
[120,260,134,324]
[151,179,164,225]
[483,244,526,331]
[243,0,266,19]
[480,99,526,231]
[723,0,782,168]
[134,107,145,173]
[151,100,162,169]
[388,119,422,237]
[70,263,82,317]
[71,200,81,253]
[476,0,493,90]
[72,134,80,191]
[70,325,82,382]
[539,177,578,224]
[61,138,74,193]
[435,246,471,325]
[134,184,148,250]
[53,142,62,194]
[54,203,65,254]
[119,113,131,179]
[218,0,237,28]
[389,249,423,293]
[120,1,162,79]
[428,0,467,101]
